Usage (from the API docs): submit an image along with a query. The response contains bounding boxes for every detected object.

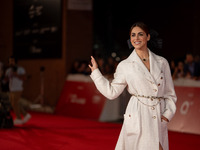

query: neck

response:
[135,48,149,59]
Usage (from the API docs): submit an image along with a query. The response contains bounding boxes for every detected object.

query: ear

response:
[147,34,150,41]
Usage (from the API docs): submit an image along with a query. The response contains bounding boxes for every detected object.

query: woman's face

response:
[130,26,150,50]
[178,62,184,70]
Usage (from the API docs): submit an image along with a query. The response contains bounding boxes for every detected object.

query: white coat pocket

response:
[124,113,140,135]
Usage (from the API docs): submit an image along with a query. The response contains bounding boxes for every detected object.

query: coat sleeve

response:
[90,63,127,100]
[162,59,177,121]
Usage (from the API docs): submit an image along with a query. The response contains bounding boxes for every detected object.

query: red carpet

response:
[0,112,200,150]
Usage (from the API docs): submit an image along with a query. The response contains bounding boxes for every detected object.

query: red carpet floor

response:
[0,112,200,150]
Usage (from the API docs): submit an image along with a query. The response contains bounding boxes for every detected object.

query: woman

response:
[89,22,177,150]
[172,61,184,80]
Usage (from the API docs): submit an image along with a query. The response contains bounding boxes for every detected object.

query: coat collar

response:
[127,49,162,83]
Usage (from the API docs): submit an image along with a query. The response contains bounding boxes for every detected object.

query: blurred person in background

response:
[194,54,200,65]
[5,56,31,125]
[194,54,200,78]
[96,57,105,75]
[70,60,80,74]
[184,53,200,80]
[170,60,176,76]
[0,61,9,99]
[107,56,115,74]
[77,60,90,75]
[89,22,176,150]
[172,61,184,80]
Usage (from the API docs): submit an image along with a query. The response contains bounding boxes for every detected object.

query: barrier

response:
[55,75,200,134]
[55,74,106,120]
[168,78,200,135]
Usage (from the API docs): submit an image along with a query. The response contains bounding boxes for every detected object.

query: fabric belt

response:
[132,94,167,107]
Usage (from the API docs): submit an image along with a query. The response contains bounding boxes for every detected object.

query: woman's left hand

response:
[161,115,169,122]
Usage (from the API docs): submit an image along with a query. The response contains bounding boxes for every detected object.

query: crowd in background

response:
[70,56,121,79]
[70,53,200,81]
[170,53,200,80]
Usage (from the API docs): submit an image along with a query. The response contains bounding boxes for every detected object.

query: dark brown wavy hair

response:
[129,22,149,36]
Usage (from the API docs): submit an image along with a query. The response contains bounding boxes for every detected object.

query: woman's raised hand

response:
[89,56,98,72]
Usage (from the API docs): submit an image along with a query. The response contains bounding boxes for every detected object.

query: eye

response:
[131,33,135,37]
[138,32,144,36]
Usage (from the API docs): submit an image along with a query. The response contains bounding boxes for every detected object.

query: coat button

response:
[129,115,131,117]
[151,107,155,110]
[161,77,163,79]
[158,83,160,86]
[152,116,156,119]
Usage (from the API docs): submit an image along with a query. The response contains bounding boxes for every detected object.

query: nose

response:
[135,34,140,40]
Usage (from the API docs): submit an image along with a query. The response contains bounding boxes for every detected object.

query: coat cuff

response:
[90,68,102,81]
[162,109,174,122]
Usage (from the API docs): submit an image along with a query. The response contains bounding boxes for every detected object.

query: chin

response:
[134,46,147,51]
[133,45,142,49]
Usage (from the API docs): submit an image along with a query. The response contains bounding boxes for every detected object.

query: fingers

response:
[89,56,98,72]
[90,56,96,66]
[91,56,95,65]
[88,56,94,71]
[89,56,94,67]
[161,115,169,122]
[88,64,92,69]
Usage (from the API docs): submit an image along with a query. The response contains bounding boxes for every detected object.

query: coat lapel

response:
[128,49,162,83]
[128,50,154,83]
[149,50,162,81]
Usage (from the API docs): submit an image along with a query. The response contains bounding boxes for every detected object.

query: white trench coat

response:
[90,49,177,150]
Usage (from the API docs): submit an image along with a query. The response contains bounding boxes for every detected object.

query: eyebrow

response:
[131,32,144,34]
